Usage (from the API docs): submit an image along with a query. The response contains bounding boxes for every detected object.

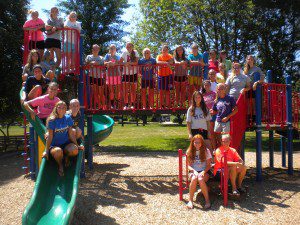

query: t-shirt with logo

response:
[23,19,45,41]
[203,91,216,110]
[121,50,139,75]
[208,59,219,73]
[46,17,64,40]
[190,148,212,172]
[104,54,121,77]
[156,54,173,77]
[138,58,156,80]
[187,53,203,76]
[212,95,236,122]
[214,146,241,175]
[48,114,73,146]
[186,107,211,130]
[66,111,81,128]
[28,94,60,119]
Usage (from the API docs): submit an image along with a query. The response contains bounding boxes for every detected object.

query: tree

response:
[133,0,300,89]
[0,0,29,137]
[57,0,130,55]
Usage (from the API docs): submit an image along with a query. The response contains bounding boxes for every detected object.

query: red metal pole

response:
[178,149,183,201]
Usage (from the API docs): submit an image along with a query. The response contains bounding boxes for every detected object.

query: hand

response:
[30,111,36,121]
[193,171,199,176]
[199,171,205,177]
[51,27,57,32]
[20,99,25,105]
[42,151,49,160]
[240,88,246,94]
[209,109,214,114]
[188,134,193,140]
[221,117,228,123]
[78,145,85,151]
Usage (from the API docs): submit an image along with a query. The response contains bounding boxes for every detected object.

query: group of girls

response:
[22,7,85,177]
[23,8,81,77]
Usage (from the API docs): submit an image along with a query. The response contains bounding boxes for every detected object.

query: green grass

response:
[2,123,299,152]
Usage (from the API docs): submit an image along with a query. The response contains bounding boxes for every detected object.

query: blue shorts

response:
[63,42,76,52]
[158,76,173,90]
[214,121,230,133]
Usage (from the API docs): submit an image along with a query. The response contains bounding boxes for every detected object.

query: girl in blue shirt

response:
[43,101,83,176]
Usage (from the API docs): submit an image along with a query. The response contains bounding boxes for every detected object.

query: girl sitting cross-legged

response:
[186,134,212,209]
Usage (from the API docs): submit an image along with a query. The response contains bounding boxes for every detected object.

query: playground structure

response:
[21,28,299,224]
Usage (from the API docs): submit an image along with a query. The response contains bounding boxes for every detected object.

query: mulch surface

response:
[0,151,299,225]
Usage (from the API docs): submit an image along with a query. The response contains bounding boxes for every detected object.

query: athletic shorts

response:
[49,142,70,154]
[191,129,208,139]
[174,76,187,82]
[89,77,105,86]
[189,170,213,179]
[158,75,173,90]
[45,38,61,49]
[214,169,222,181]
[141,79,155,89]
[214,121,230,133]
[122,74,137,83]
[188,75,202,86]
[29,40,45,50]
[63,42,76,52]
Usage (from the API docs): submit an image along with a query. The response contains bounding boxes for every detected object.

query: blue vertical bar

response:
[29,126,35,180]
[79,32,85,178]
[285,75,293,175]
[254,73,262,181]
[280,136,286,167]
[266,70,272,83]
[269,131,274,168]
[203,51,209,80]
[87,115,93,170]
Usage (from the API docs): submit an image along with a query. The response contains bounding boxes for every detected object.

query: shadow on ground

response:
[72,162,178,225]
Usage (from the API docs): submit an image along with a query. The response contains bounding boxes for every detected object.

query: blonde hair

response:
[70,99,80,105]
[46,101,67,125]
[142,48,151,57]
[28,9,39,16]
[68,11,77,20]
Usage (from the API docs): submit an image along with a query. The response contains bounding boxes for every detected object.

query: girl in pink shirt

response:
[23,10,45,59]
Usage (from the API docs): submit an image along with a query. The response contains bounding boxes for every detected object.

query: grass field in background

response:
[2,123,299,152]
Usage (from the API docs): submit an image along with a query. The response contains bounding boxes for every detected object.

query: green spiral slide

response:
[21,90,114,225]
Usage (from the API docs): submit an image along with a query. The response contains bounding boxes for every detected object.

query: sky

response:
[29,0,140,41]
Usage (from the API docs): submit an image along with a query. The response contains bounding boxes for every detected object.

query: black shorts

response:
[29,40,45,50]
[45,38,61,49]
[122,74,138,83]
[49,142,70,154]
[89,77,105,86]
[191,129,208,139]
[214,169,221,181]
[174,76,187,82]
[141,79,155,89]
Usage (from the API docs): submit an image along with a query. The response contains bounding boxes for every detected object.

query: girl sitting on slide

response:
[43,101,83,176]
[186,134,212,209]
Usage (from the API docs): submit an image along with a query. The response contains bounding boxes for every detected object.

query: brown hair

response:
[26,49,40,71]
[190,91,208,117]
[186,134,207,164]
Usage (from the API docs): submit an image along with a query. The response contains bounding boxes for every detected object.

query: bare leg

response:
[228,165,237,191]
[198,173,210,205]
[188,175,198,208]
[50,147,64,176]
[64,143,79,167]
[27,85,42,100]
[237,164,247,188]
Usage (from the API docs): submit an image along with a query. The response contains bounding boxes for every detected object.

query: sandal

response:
[204,202,211,209]
[232,190,240,196]
[186,201,193,209]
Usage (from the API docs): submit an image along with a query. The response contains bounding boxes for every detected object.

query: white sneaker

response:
[123,106,128,110]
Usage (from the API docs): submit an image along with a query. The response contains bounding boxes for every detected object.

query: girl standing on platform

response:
[43,101,83,176]
[174,45,189,107]
[120,42,139,109]
[22,49,41,82]
[138,48,156,109]
[23,10,45,59]
[104,44,121,109]
[156,44,174,108]
[186,134,212,209]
